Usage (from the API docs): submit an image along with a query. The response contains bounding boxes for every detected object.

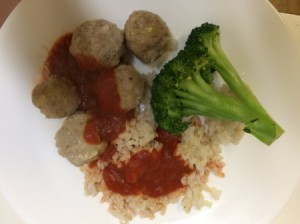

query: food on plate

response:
[56,112,108,166]
[31,10,282,223]
[124,10,175,64]
[82,106,244,222]
[70,19,125,71]
[151,23,284,145]
[114,64,145,111]
[31,76,80,118]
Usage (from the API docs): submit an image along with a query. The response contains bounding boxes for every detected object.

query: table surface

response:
[269,0,300,15]
[0,2,300,224]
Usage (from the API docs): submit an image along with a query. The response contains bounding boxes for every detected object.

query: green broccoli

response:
[150,23,284,145]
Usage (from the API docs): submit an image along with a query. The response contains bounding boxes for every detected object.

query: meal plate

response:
[1,0,300,223]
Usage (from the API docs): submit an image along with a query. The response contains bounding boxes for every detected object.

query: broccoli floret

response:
[150,23,284,145]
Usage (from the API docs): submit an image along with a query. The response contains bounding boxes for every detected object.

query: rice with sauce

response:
[80,77,245,223]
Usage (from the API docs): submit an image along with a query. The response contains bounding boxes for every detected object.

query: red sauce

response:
[99,144,117,162]
[94,69,123,115]
[88,159,98,169]
[92,69,130,141]
[43,33,97,111]
[43,33,130,143]
[84,118,101,144]
[44,33,191,198]
[102,128,192,197]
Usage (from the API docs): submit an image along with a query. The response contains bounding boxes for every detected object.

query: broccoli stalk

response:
[187,24,268,113]
[150,23,284,145]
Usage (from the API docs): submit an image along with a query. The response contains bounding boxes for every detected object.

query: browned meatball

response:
[55,112,108,166]
[115,65,144,111]
[124,10,173,64]
[32,76,80,118]
[70,19,125,71]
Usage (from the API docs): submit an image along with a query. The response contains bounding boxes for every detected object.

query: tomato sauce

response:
[102,128,192,197]
[44,33,191,198]
[99,144,118,162]
[83,118,101,144]
[94,69,123,115]
[43,33,97,111]
[43,33,129,142]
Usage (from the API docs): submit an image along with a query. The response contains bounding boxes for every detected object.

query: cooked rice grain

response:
[81,83,244,223]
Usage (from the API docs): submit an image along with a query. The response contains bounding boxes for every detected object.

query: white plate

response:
[1,0,300,223]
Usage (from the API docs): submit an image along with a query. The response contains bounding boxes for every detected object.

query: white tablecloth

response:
[0,12,300,224]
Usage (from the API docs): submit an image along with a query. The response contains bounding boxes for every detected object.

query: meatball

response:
[70,19,125,71]
[32,76,80,118]
[55,113,108,166]
[115,65,144,111]
[124,10,173,64]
